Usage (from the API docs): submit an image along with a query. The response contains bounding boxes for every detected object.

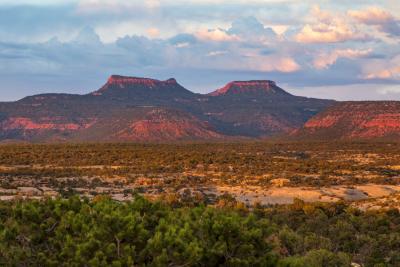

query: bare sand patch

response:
[355,184,400,198]
[210,184,400,205]
[320,187,368,201]
[389,165,400,170]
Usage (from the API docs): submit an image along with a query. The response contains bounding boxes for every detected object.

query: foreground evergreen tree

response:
[0,196,399,266]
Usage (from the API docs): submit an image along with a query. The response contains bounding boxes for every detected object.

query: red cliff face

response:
[208,80,289,96]
[303,115,340,129]
[93,75,178,95]
[0,117,98,141]
[0,117,96,131]
[294,101,400,140]
[106,75,177,87]
[114,109,224,141]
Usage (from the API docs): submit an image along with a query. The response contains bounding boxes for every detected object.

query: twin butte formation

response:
[0,75,399,142]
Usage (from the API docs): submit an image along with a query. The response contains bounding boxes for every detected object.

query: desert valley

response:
[2,0,400,266]
[1,75,400,266]
[1,76,400,210]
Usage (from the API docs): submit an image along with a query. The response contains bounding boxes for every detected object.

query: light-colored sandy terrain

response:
[1,182,400,208]
[207,184,400,206]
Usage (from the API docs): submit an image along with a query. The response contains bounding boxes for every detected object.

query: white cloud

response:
[313,49,372,69]
[295,6,368,43]
[250,56,300,73]
[349,7,400,37]
[365,66,400,80]
[196,28,239,42]
[270,25,288,35]
[207,50,228,57]
[144,0,161,9]
[363,55,400,80]
[147,27,160,38]
[95,21,166,43]
[348,7,393,24]
[174,42,190,48]
[227,16,277,43]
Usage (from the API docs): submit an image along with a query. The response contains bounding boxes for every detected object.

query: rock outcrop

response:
[208,80,290,96]
[292,101,400,140]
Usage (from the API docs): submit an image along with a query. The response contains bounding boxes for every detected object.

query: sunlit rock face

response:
[293,101,400,140]
[208,80,291,96]
[114,108,224,142]
[90,75,195,107]
[93,75,179,95]
[0,117,96,131]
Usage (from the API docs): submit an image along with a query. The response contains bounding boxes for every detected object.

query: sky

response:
[0,0,400,101]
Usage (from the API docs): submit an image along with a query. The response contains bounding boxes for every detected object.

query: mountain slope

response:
[73,107,224,142]
[203,81,334,136]
[0,75,335,142]
[292,101,400,140]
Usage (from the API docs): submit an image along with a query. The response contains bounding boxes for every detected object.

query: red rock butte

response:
[209,80,286,96]
[93,75,178,95]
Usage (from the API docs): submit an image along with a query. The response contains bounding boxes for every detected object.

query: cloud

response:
[287,83,400,101]
[168,34,197,49]
[295,24,355,43]
[295,6,368,43]
[196,28,239,42]
[0,0,74,5]
[73,26,102,45]
[348,7,393,24]
[363,55,400,80]
[266,56,300,73]
[365,66,400,80]
[246,55,300,73]
[227,16,277,42]
[77,0,156,13]
[1,2,400,101]
[207,50,228,57]
[168,34,196,44]
[144,0,161,9]
[349,7,400,37]
[313,48,372,69]
[377,86,400,95]
[147,27,160,38]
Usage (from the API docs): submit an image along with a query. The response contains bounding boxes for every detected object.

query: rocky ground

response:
[1,142,400,210]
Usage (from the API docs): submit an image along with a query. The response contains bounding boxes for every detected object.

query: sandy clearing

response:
[355,184,400,198]
[210,184,400,205]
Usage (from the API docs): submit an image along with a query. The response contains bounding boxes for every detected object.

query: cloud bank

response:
[0,1,399,101]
